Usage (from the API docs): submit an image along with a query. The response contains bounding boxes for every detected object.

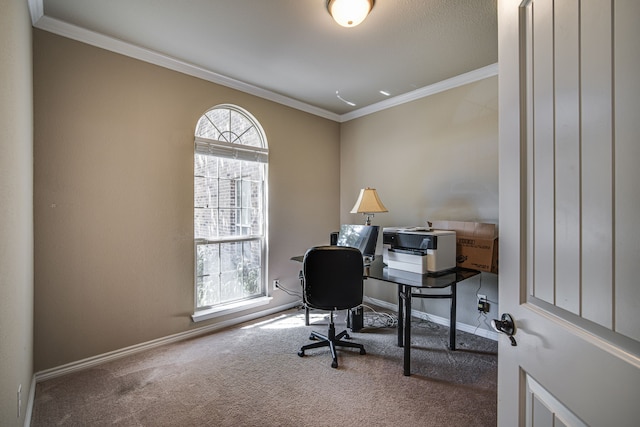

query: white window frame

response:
[192,105,269,322]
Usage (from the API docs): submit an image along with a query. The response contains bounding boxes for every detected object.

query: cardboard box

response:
[429,220,498,273]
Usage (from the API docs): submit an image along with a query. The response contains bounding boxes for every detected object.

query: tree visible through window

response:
[194,105,267,311]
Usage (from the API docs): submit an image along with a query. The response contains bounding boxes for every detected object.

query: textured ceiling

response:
[35,0,497,118]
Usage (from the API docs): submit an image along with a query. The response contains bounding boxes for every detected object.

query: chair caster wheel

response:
[360,348,366,355]
[298,350,305,357]
[309,334,317,340]
[331,361,338,368]
[344,333,351,339]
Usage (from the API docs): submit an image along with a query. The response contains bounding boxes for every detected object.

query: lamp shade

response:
[350,187,388,214]
[327,0,374,28]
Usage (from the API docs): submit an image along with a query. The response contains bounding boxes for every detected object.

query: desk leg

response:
[397,284,404,347]
[450,283,457,351]
[403,285,412,376]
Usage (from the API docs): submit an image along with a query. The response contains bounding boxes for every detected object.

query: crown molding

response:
[28,0,43,25]
[29,0,498,123]
[340,63,499,122]
[31,13,341,122]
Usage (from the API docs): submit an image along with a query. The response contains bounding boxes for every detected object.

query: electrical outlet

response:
[273,279,280,291]
[17,384,22,419]
[477,294,489,313]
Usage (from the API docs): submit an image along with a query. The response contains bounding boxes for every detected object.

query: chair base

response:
[297,322,366,368]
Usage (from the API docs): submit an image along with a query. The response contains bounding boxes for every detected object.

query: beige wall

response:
[33,27,500,372]
[33,30,340,371]
[0,0,34,424]
[340,77,499,329]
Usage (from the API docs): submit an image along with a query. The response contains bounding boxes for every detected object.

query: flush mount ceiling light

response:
[327,0,375,28]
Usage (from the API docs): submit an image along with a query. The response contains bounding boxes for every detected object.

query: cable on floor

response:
[360,304,398,328]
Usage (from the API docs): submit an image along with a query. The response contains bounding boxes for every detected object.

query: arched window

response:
[193,105,268,316]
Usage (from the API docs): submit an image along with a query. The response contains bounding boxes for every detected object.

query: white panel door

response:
[498,0,640,425]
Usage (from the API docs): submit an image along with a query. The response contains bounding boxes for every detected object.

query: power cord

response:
[472,274,496,334]
[274,281,302,298]
[360,304,398,328]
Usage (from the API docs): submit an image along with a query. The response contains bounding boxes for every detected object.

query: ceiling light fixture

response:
[327,0,375,28]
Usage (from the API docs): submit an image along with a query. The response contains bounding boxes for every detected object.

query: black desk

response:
[366,258,480,376]
[291,255,480,376]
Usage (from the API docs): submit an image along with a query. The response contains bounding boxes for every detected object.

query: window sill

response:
[192,296,273,323]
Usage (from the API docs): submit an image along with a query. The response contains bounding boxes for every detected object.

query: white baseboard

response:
[31,296,496,386]
[23,375,36,427]
[34,301,301,383]
[363,296,499,341]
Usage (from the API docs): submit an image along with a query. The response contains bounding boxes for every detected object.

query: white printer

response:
[382,227,456,274]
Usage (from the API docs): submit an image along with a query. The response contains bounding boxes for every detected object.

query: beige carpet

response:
[31,307,497,426]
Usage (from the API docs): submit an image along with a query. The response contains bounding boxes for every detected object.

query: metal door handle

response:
[492,313,517,346]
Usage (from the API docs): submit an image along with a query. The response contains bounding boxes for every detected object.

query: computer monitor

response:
[336,224,380,260]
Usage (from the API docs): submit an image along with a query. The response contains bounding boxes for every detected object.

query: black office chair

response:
[297,246,366,368]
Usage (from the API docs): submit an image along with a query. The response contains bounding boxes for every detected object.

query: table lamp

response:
[350,187,388,225]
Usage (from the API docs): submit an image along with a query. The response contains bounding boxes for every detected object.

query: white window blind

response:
[195,137,268,163]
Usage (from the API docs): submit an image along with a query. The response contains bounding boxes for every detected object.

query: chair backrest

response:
[302,246,364,311]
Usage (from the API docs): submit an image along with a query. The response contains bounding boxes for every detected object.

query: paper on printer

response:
[382,227,456,273]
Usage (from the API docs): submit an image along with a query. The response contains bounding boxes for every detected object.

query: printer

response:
[382,227,456,274]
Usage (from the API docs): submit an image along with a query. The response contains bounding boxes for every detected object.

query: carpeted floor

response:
[31,307,497,426]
